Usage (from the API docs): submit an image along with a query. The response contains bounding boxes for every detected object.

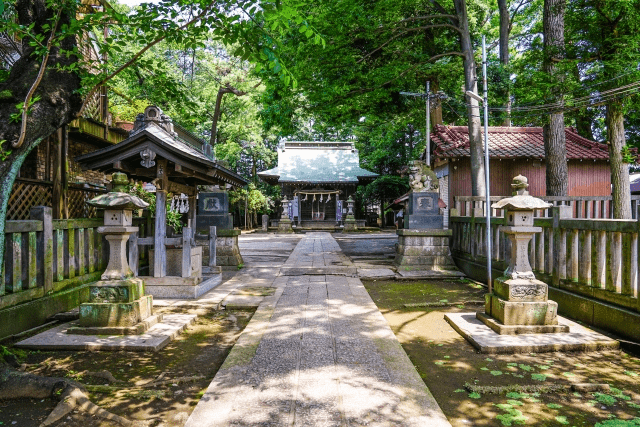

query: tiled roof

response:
[258,141,378,184]
[432,125,610,160]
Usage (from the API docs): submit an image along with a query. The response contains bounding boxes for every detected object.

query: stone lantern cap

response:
[88,172,149,211]
[491,175,552,212]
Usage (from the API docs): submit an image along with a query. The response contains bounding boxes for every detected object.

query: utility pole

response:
[466,35,493,292]
[400,81,446,167]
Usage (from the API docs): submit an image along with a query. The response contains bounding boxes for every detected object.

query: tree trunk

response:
[430,81,443,126]
[454,0,485,197]
[606,100,632,219]
[543,0,568,196]
[209,84,247,146]
[498,0,511,126]
[0,0,83,277]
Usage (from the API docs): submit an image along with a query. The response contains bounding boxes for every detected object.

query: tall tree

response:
[542,0,569,196]
[0,0,319,279]
[498,0,511,126]
[565,0,640,218]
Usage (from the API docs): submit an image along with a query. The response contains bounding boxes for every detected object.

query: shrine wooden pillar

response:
[154,159,168,277]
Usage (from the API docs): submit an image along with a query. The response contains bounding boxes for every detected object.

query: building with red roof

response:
[430,125,616,211]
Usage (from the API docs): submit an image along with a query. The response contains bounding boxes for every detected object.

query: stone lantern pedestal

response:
[68,173,162,335]
[343,196,358,232]
[277,197,294,233]
[477,175,569,335]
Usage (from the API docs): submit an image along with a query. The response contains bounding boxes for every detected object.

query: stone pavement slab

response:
[445,312,619,354]
[15,314,196,352]
[186,232,451,427]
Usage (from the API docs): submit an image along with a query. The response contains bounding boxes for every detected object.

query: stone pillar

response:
[70,172,161,335]
[262,214,269,231]
[277,197,294,233]
[343,196,358,232]
[477,174,570,335]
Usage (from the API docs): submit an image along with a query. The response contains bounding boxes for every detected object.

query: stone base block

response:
[394,255,457,267]
[404,215,443,229]
[78,295,153,328]
[149,246,202,278]
[445,312,619,354]
[343,219,358,232]
[476,312,569,335]
[88,278,145,303]
[68,314,164,336]
[493,277,548,302]
[143,275,220,299]
[277,219,294,233]
[486,293,559,326]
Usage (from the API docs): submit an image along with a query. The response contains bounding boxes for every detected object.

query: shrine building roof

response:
[258,141,378,185]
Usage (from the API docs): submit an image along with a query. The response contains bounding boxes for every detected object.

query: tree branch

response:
[357,24,462,64]
[79,2,217,116]
[351,52,464,94]
[13,6,63,148]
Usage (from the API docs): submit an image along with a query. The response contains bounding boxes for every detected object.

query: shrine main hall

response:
[258,141,378,229]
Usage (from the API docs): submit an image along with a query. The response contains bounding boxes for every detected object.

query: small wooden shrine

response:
[258,141,378,228]
[75,106,248,287]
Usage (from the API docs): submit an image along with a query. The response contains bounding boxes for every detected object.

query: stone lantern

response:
[277,196,294,233]
[69,172,162,335]
[477,175,569,334]
[343,196,357,232]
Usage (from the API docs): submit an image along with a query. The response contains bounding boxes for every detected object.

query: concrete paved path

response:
[186,232,451,427]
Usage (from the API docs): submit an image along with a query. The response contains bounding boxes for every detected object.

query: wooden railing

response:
[1,206,107,310]
[450,206,640,313]
[454,195,640,219]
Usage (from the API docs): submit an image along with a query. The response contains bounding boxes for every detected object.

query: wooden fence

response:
[1,206,107,310]
[454,195,640,220]
[450,206,640,315]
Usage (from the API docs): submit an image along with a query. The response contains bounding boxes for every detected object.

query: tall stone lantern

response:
[343,196,358,232]
[477,175,569,334]
[277,196,294,233]
[69,172,161,335]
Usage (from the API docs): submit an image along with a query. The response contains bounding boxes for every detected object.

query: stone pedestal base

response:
[71,278,159,335]
[394,229,458,272]
[476,312,569,335]
[150,246,202,278]
[484,293,559,326]
[199,229,243,269]
[343,217,358,232]
[480,277,569,335]
[277,218,294,233]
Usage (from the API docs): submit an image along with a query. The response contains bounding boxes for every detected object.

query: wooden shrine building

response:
[75,106,248,278]
[258,141,378,228]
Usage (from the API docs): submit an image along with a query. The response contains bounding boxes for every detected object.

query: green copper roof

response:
[258,141,378,184]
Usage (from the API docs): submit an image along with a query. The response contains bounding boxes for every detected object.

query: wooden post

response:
[77,228,85,276]
[188,194,197,242]
[87,228,95,273]
[154,159,168,278]
[570,229,579,282]
[610,232,622,293]
[128,231,138,277]
[595,230,607,289]
[637,206,640,304]
[30,206,53,293]
[11,233,21,293]
[182,227,192,278]
[580,230,592,286]
[67,227,75,279]
[209,226,217,268]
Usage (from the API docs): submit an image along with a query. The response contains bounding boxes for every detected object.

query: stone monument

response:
[277,197,294,233]
[68,172,163,335]
[196,188,233,232]
[476,175,570,334]
[342,196,358,232]
[394,161,459,274]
